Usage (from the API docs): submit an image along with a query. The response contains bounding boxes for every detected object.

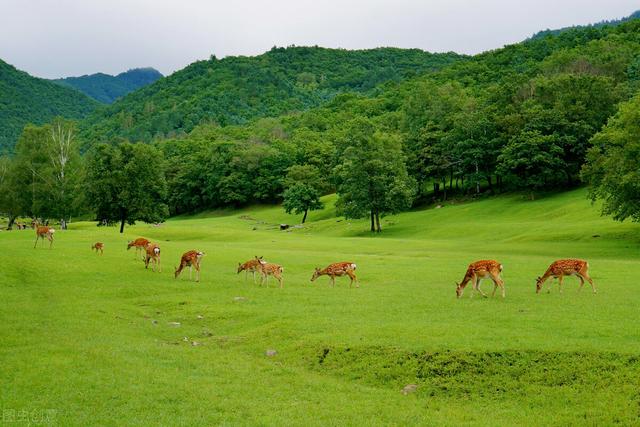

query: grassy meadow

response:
[1,188,640,425]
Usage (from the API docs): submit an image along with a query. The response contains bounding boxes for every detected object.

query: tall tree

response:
[334,118,415,232]
[582,94,640,221]
[85,142,168,233]
[282,164,326,223]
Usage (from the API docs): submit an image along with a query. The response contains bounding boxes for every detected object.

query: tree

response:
[582,94,640,221]
[334,118,415,232]
[282,164,325,223]
[497,130,566,199]
[85,142,168,233]
[0,156,21,229]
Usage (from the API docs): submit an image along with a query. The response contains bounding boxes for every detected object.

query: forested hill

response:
[0,59,99,153]
[53,67,163,103]
[79,47,463,143]
[530,10,640,40]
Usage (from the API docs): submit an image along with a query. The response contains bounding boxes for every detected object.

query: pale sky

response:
[1,0,638,79]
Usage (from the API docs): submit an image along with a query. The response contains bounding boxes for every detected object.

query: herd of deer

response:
[31,223,596,296]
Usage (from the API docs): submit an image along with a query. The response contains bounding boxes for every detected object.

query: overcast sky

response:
[1,0,638,79]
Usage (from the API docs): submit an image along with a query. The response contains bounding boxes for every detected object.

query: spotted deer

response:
[91,242,104,255]
[127,238,150,260]
[536,259,596,294]
[237,256,264,283]
[144,243,161,272]
[32,220,55,249]
[257,261,284,288]
[175,250,205,282]
[311,262,358,288]
[456,260,505,298]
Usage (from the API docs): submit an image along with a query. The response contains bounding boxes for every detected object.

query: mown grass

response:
[1,187,639,425]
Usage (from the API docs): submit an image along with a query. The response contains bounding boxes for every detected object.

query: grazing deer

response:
[91,242,104,255]
[127,238,149,260]
[257,261,284,288]
[144,243,161,272]
[311,262,358,288]
[32,220,55,249]
[456,260,505,298]
[536,259,596,294]
[237,256,264,283]
[175,250,205,282]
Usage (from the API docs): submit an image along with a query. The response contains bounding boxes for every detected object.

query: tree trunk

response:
[442,177,447,201]
[487,175,493,192]
[475,161,480,195]
[433,182,439,198]
[375,210,382,233]
[7,215,16,230]
[302,209,308,224]
[449,169,454,191]
[119,208,127,234]
[370,210,375,232]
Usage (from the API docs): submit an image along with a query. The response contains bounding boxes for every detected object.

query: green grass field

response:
[1,188,639,425]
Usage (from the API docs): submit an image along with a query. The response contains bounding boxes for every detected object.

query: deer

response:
[32,220,55,249]
[144,243,161,272]
[311,262,358,288]
[91,242,104,255]
[175,250,205,282]
[257,261,284,288]
[536,259,596,294]
[456,260,505,298]
[237,256,264,283]
[127,238,150,260]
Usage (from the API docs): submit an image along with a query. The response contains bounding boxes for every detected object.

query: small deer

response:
[144,243,161,272]
[311,262,358,288]
[536,259,596,294]
[237,256,264,283]
[257,261,284,288]
[127,238,149,260]
[456,260,505,298]
[175,250,205,282]
[91,242,104,255]
[32,220,55,249]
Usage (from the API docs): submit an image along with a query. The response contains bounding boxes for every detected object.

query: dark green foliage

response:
[582,93,640,221]
[282,164,326,223]
[0,59,99,153]
[334,118,415,232]
[53,68,163,104]
[80,47,462,145]
[85,142,168,232]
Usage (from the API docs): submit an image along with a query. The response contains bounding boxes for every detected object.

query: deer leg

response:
[476,277,487,298]
[34,235,39,248]
[558,275,564,293]
[583,272,596,293]
[278,275,283,289]
[189,266,192,281]
[577,274,585,292]
[49,235,53,249]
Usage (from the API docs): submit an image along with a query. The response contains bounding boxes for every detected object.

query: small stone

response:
[436,205,442,209]
[402,384,418,395]
[197,315,204,319]
[169,322,181,327]
[183,337,189,342]
[266,349,277,357]
[234,296,247,302]
[151,319,158,325]
[191,341,200,346]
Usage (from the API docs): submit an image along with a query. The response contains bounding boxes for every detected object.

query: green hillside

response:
[0,59,99,153]
[53,68,163,103]
[2,188,639,425]
[79,47,463,143]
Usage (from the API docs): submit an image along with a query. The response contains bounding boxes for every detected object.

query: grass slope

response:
[1,188,639,425]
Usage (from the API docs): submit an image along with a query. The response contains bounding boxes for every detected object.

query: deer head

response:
[310,268,322,282]
[535,277,544,294]
[455,282,463,298]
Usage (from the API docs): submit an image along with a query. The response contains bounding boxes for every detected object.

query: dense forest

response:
[53,68,163,104]
[79,47,463,144]
[0,59,99,153]
[2,15,640,231]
